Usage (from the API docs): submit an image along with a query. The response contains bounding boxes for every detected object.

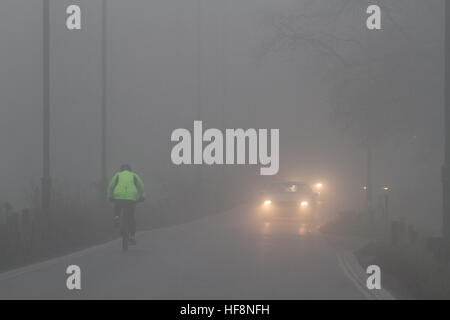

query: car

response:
[258,181,317,221]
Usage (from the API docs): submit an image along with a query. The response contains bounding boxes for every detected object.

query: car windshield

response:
[267,183,311,194]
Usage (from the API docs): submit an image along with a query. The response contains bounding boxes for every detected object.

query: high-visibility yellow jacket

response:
[107,170,146,201]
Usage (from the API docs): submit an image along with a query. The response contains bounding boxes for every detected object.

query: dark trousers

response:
[114,200,136,236]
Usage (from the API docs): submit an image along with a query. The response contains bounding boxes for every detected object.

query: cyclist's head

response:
[120,164,132,172]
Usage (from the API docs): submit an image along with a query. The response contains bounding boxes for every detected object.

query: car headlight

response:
[300,201,309,208]
[264,200,272,206]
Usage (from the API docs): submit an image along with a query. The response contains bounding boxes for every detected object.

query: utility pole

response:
[366,141,374,223]
[197,0,202,123]
[197,0,203,216]
[365,24,374,225]
[220,0,228,199]
[220,0,228,130]
[443,0,450,240]
[42,0,51,214]
[100,0,108,199]
[380,187,390,229]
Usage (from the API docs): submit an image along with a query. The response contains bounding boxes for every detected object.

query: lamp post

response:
[100,0,108,200]
[366,142,374,224]
[196,0,203,216]
[443,0,450,241]
[41,0,51,214]
[382,186,390,229]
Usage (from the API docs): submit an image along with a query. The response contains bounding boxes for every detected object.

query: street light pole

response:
[382,187,390,229]
[366,133,374,224]
[100,0,108,199]
[42,0,51,214]
[197,0,202,122]
[443,0,450,240]
[364,25,374,225]
[197,0,203,216]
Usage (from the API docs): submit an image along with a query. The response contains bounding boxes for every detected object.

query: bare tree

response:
[258,0,440,223]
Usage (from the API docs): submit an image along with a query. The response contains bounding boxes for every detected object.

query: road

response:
[0,206,394,300]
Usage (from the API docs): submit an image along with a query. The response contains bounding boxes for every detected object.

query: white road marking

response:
[336,250,396,300]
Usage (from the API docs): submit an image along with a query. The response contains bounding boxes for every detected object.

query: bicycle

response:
[116,198,143,251]
[120,211,132,251]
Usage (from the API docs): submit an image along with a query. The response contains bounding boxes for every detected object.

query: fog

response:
[0,0,443,230]
[0,0,447,300]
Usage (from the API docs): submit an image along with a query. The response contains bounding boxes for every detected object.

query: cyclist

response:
[107,164,145,245]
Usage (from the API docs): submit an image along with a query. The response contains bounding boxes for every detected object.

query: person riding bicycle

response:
[107,164,145,246]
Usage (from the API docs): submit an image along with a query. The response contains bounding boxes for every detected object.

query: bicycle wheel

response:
[121,213,129,252]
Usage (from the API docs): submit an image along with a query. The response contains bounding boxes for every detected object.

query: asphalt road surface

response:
[0,206,394,300]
